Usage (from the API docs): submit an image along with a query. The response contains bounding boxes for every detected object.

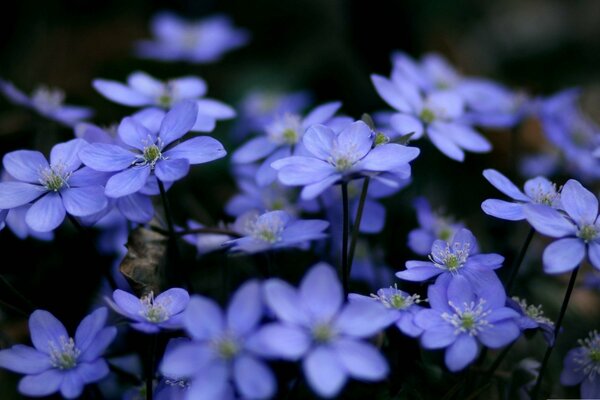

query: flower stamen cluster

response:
[442,299,492,336]
[247,213,285,244]
[430,242,471,272]
[31,86,65,112]
[266,113,302,145]
[49,336,80,370]
[140,291,170,323]
[370,285,422,310]
[39,164,72,192]
[577,224,598,243]
[512,296,554,327]
[574,331,600,380]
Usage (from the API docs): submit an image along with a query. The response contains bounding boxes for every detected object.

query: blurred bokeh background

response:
[1,0,600,398]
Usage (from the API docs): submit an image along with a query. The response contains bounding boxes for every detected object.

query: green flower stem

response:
[506,227,535,294]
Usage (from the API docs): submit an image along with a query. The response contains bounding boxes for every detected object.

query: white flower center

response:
[370,285,421,310]
[49,336,80,370]
[574,331,600,381]
[266,113,302,145]
[140,291,170,323]
[430,242,471,273]
[529,182,560,206]
[248,215,285,244]
[31,86,65,113]
[512,296,553,326]
[441,299,492,336]
[212,334,240,360]
[577,224,598,243]
[133,137,165,169]
[39,163,71,192]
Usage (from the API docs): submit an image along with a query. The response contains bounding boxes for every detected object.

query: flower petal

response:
[543,238,585,274]
[170,76,207,99]
[60,369,84,399]
[442,123,491,153]
[478,321,520,348]
[18,369,63,397]
[303,124,336,160]
[0,182,46,209]
[371,74,412,113]
[389,113,424,139]
[93,79,152,106]
[335,301,395,338]
[29,310,69,354]
[227,280,262,336]
[300,174,342,200]
[333,338,388,381]
[163,136,226,165]
[303,346,347,398]
[263,279,309,326]
[156,288,190,317]
[74,359,109,384]
[26,193,65,232]
[232,137,277,164]
[300,263,343,322]
[302,101,341,128]
[111,289,143,319]
[159,100,198,146]
[336,121,373,161]
[560,179,598,225]
[184,296,224,340]
[118,117,156,151]
[105,167,151,198]
[396,265,441,282]
[272,157,336,185]
[427,123,465,162]
[483,169,529,201]
[0,345,51,374]
[78,327,116,362]
[78,143,136,172]
[247,323,310,360]
[233,355,276,399]
[184,361,229,400]
[50,139,86,171]
[357,143,420,172]
[74,308,108,354]
[159,342,214,378]
[61,186,107,217]
[154,158,189,182]
[3,150,48,183]
[126,71,163,97]
[524,204,577,238]
[116,193,154,223]
[196,98,236,119]
[481,199,525,221]
[445,334,478,372]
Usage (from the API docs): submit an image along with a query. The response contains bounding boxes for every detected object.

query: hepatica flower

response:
[371,71,490,162]
[109,288,190,333]
[79,101,226,198]
[225,210,328,254]
[415,277,520,372]
[272,120,419,200]
[160,280,276,400]
[398,228,504,296]
[0,79,92,126]
[524,179,600,273]
[407,197,465,256]
[482,169,561,221]
[506,296,554,345]
[93,71,235,132]
[0,139,108,232]
[349,285,425,337]
[0,308,116,399]
[561,330,600,398]
[135,12,249,63]
[254,263,393,398]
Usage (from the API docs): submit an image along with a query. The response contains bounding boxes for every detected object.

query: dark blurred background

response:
[1,0,600,398]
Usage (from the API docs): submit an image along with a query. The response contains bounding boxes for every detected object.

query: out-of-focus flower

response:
[560,330,600,399]
[506,296,554,345]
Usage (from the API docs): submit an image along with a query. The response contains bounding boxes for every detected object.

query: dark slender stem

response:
[531,266,580,400]
[146,334,157,400]
[68,215,118,291]
[506,227,535,294]
[0,275,34,312]
[341,182,350,297]
[0,298,30,316]
[157,181,176,243]
[347,177,370,274]
[157,180,185,286]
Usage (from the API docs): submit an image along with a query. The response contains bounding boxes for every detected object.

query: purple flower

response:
[135,13,249,63]
[415,277,520,372]
[160,280,276,400]
[155,338,191,400]
[560,330,600,399]
[272,120,419,200]
[524,179,600,274]
[506,296,554,345]
[407,197,465,256]
[0,80,92,126]
[225,210,328,254]
[371,70,491,162]
[482,169,561,221]
[397,228,504,297]
[3,204,54,241]
[93,71,235,132]
[0,308,116,399]
[79,101,226,198]
[182,220,237,256]
[253,263,393,398]
[109,288,190,333]
[0,139,108,232]
[349,285,424,337]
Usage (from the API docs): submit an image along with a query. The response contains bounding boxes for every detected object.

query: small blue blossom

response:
[0,139,109,232]
[350,285,425,337]
[0,308,116,399]
[93,71,235,132]
[407,197,465,256]
[0,80,93,126]
[272,120,419,199]
[482,169,561,221]
[524,179,600,274]
[135,12,249,63]
[415,277,520,372]
[506,296,555,345]
[398,228,504,298]
[560,330,600,399]
[225,210,329,254]
[160,280,276,400]
[79,101,226,198]
[109,288,190,334]
[252,263,394,398]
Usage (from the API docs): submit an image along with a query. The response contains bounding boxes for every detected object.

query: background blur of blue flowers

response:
[1,0,600,398]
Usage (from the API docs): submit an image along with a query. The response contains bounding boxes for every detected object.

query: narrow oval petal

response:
[444,334,478,372]
[50,139,87,171]
[427,91,464,120]
[481,199,525,221]
[336,121,373,161]
[132,108,166,132]
[396,266,441,282]
[154,158,190,182]
[427,124,465,161]
[247,323,310,359]
[105,167,151,198]
[75,359,109,384]
[442,123,491,152]
[196,98,236,119]
[446,275,476,307]
[26,193,65,232]
[303,346,347,398]
[159,342,214,377]
[227,280,262,336]
[29,310,69,354]
[159,100,198,146]
[233,355,276,399]
[274,157,336,185]
[191,113,217,132]
[303,125,336,160]
[467,253,504,270]
[263,279,309,326]
[0,182,46,209]
[543,238,586,274]
[560,349,585,385]
[164,136,226,165]
[524,204,576,238]
[335,301,395,338]
[561,179,598,225]
[478,321,520,348]
[302,101,341,129]
[0,345,51,374]
[155,288,190,317]
[482,169,529,201]
[116,193,154,223]
[281,220,329,243]
[111,290,144,319]
[183,361,229,400]
[170,76,207,99]
[371,74,412,113]
[333,339,388,381]
[18,369,63,397]
[119,117,157,151]
[78,143,136,172]
[60,370,84,399]
[93,79,152,106]
[232,137,277,164]
[3,150,48,183]
[357,144,420,172]
[127,71,163,97]
[588,241,600,270]
[389,113,424,139]
[74,308,108,354]
[78,327,116,362]
[420,325,457,349]
[300,263,342,322]
[184,296,224,340]
[61,186,107,217]
[300,174,342,200]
